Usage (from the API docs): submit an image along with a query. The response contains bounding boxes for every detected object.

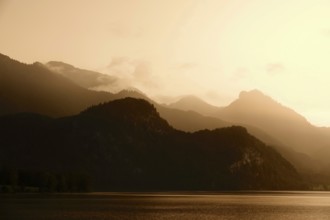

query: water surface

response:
[2,191,330,219]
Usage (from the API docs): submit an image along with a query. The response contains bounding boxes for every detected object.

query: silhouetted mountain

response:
[111,89,232,132]
[0,53,114,117]
[0,53,326,177]
[168,95,220,116]
[209,90,330,173]
[0,53,231,134]
[46,61,117,90]
[0,98,304,191]
[45,58,232,132]
[214,90,330,159]
[162,94,289,145]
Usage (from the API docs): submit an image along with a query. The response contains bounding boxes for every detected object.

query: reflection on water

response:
[2,191,330,220]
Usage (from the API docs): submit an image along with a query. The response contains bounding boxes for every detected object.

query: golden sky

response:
[1,0,330,126]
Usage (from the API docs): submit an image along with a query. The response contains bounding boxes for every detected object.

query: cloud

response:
[205,90,223,100]
[108,21,143,38]
[205,90,233,106]
[233,67,249,79]
[266,63,285,75]
[95,57,158,93]
[133,62,151,79]
[175,62,197,70]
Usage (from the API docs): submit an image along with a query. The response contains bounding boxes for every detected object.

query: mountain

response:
[45,59,231,132]
[0,53,231,133]
[0,98,304,191]
[45,61,117,90]
[167,95,220,116]
[214,90,330,162]
[0,53,324,175]
[162,91,325,174]
[0,53,113,117]
[111,90,232,132]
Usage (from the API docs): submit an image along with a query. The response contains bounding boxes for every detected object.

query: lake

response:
[2,191,330,219]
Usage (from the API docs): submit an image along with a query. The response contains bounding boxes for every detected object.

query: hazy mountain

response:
[0,53,324,175]
[167,95,220,116]
[214,90,330,158]
[0,98,304,191]
[0,53,113,117]
[45,61,117,90]
[111,90,232,132]
[45,59,229,131]
[0,53,231,134]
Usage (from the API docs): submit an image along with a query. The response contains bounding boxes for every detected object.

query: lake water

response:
[2,191,330,219]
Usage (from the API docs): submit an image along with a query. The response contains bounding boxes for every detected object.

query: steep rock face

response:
[0,98,303,191]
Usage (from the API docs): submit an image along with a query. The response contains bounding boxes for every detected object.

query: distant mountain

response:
[0,53,325,175]
[45,61,117,90]
[162,92,318,173]
[111,90,232,132]
[167,95,220,116]
[0,98,304,191]
[214,90,330,158]
[46,59,230,132]
[0,53,113,117]
[0,53,231,133]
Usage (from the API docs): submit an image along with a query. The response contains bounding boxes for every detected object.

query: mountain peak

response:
[83,97,157,117]
[217,89,318,155]
[239,89,270,100]
[229,89,307,120]
[81,97,172,133]
[235,89,282,109]
[168,95,219,116]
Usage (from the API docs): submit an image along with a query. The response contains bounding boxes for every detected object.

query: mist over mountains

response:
[0,53,113,117]
[46,61,118,91]
[1,53,330,191]
[167,95,220,116]
[169,89,330,172]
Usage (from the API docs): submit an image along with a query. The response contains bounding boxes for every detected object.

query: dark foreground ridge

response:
[0,98,305,192]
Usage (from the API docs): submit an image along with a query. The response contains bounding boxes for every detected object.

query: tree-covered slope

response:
[0,98,304,191]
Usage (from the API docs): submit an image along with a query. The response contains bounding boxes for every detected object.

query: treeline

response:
[0,168,92,193]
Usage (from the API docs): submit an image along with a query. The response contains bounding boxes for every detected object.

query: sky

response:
[1,0,330,126]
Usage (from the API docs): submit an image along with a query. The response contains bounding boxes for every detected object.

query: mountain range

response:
[0,54,113,117]
[1,52,330,190]
[168,89,330,173]
[0,98,304,190]
[46,61,117,91]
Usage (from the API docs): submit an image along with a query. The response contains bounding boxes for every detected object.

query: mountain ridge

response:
[167,95,220,116]
[45,61,117,90]
[1,52,329,177]
[0,53,114,117]
[214,90,330,158]
[0,97,304,190]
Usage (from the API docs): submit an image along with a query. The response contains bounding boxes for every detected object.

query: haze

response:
[1,0,330,126]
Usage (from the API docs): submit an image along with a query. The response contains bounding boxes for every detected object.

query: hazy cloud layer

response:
[95,57,158,93]
[175,62,198,70]
[108,21,144,38]
[233,67,249,79]
[266,63,285,75]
